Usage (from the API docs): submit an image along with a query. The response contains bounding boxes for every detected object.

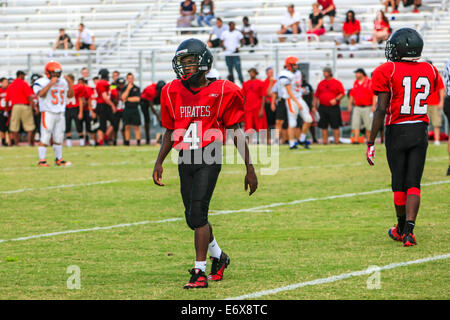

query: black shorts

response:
[385,122,428,192]
[34,112,40,134]
[113,111,123,132]
[140,99,151,124]
[210,39,221,48]
[324,9,336,17]
[264,102,275,127]
[123,107,141,126]
[65,107,82,133]
[81,110,93,133]
[244,36,258,46]
[80,42,91,50]
[443,96,450,121]
[96,103,115,133]
[178,143,222,230]
[276,99,288,121]
[0,112,8,132]
[318,105,342,129]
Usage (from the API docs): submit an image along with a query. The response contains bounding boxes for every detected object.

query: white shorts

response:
[284,97,313,128]
[40,111,66,145]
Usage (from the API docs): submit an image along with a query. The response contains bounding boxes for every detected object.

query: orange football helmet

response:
[45,61,62,78]
[285,56,299,72]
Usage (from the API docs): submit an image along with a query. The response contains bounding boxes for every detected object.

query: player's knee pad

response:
[185,202,208,230]
[393,191,406,206]
[406,187,421,198]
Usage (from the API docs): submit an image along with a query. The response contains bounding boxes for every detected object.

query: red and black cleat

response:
[183,268,208,289]
[388,224,403,242]
[402,233,417,247]
[208,252,230,281]
[38,159,50,167]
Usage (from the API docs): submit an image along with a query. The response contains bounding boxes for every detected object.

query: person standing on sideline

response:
[348,68,376,143]
[425,61,445,146]
[242,68,267,140]
[313,67,345,144]
[6,70,38,146]
[121,73,142,146]
[33,61,73,166]
[443,57,450,175]
[220,22,244,84]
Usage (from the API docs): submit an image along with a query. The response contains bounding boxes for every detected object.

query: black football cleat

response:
[184,268,208,289]
[298,140,311,149]
[208,252,230,281]
[446,166,450,176]
[402,232,417,247]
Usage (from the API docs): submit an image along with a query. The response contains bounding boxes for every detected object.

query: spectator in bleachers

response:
[426,61,445,146]
[317,0,336,31]
[306,3,326,40]
[220,21,244,84]
[335,10,360,48]
[75,23,95,51]
[401,0,422,13]
[372,10,390,48]
[6,70,38,146]
[207,17,228,48]
[382,0,399,14]
[53,28,73,51]
[240,16,258,47]
[348,68,376,144]
[177,0,197,29]
[277,4,301,43]
[197,0,214,27]
[312,67,345,145]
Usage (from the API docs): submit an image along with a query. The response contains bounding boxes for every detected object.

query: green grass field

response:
[0,143,449,300]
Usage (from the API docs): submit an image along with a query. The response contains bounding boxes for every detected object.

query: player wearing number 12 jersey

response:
[367,28,440,246]
[153,39,258,289]
[33,61,73,167]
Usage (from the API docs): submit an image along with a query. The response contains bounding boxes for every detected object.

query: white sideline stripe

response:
[225,253,450,300]
[0,179,449,244]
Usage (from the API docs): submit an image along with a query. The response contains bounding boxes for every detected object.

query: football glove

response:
[366,142,375,166]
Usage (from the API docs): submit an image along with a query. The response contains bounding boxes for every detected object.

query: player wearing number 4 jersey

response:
[367,28,440,247]
[33,61,73,167]
[153,39,258,289]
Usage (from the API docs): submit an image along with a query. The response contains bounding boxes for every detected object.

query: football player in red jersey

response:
[152,39,258,289]
[65,74,86,147]
[0,77,10,146]
[95,69,117,145]
[367,28,440,247]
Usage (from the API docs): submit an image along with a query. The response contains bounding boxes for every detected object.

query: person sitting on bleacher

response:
[75,23,95,51]
[177,0,197,30]
[335,10,360,48]
[240,16,258,47]
[318,0,336,31]
[197,0,214,27]
[372,10,390,48]
[401,0,422,13]
[306,3,326,40]
[207,17,229,48]
[277,4,301,43]
[53,28,73,51]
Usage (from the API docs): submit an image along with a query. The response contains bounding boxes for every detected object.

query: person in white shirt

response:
[33,61,73,167]
[207,17,229,48]
[220,21,244,84]
[277,4,301,42]
[277,56,312,149]
[76,23,95,51]
[240,16,258,47]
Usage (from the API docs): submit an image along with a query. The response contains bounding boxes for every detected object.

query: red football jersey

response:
[160,79,245,150]
[428,73,444,105]
[86,86,97,110]
[96,80,110,104]
[372,61,440,125]
[0,87,7,111]
[141,83,157,101]
[66,83,86,108]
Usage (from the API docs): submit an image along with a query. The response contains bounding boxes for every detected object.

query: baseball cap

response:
[354,68,367,76]
[117,77,126,85]
[323,67,333,74]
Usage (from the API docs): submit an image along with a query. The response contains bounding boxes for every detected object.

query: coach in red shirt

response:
[348,68,376,143]
[313,67,345,144]
[6,70,38,146]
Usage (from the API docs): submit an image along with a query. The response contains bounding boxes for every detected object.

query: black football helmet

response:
[385,28,424,62]
[172,38,213,83]
[98,68,109,80]
[154,80,166,105]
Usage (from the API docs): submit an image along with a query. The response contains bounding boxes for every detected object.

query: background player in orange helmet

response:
[33,61,73,166]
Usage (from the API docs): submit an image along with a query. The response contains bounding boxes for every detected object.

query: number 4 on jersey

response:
[400,76,430,115]
[184,122,201,150]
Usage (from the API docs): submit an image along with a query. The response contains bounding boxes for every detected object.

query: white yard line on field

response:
[0,179,449,244]
[225,253,450,300]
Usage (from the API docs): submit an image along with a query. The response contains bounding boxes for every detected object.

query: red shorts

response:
[244,109,267,132]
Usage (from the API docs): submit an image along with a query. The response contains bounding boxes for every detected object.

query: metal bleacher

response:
[0,0,449,91]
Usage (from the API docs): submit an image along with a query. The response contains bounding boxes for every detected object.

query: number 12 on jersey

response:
[400,76,430,115]
[184,122,201,150]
